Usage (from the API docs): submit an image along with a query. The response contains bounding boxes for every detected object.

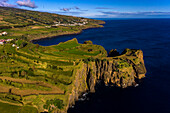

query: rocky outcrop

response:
[84,40,93,44]
[67,49,147,110]
[108,49,120,57]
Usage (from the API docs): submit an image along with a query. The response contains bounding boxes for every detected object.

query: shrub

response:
[43,99,64,112]
[4,44,16,55]
[16,40,23,46]
[20,42,27,48]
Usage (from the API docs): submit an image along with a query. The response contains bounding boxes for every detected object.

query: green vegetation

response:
[116,59,130,68]
[0,102,38,113]
[0,6,103,27]
[0,6,106,112]
[43,98,64,112]
[0,6,145,113]
[0,36,107,112]
[0,6,104,41]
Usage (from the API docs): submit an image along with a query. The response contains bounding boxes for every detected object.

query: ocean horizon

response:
[93,18,170,20]
[34,18,170,113]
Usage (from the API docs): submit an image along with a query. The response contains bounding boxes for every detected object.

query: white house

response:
[0,40,5,45]
[2,32,7,36]
[7,39,13,42]
[45,26,51,28]
[12,44,16,47]
[0,42,3,45]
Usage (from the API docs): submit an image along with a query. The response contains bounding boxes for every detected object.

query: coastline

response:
[66,49,146,113]
[31,23,105,43]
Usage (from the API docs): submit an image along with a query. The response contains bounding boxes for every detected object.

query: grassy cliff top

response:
[0,7,107,112]
[0,37,146,113]
[0,37,108,112]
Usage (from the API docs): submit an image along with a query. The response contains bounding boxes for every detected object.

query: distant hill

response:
[0,6,105,41]
[0,6,104,29]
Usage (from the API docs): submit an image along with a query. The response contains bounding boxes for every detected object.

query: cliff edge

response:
[0,37,146,113]
[67,48,146,111]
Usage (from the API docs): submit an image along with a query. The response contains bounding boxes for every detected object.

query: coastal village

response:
[0,31,10,45]
[0,19,89,46]
[0,38,14,45]
[0,31,19,48]
[54,19,88,26]
[46,19,89,28]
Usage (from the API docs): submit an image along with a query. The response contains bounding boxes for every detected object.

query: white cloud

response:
[16,0,37,8]
[60,6,88,12]
[0,0,17,7]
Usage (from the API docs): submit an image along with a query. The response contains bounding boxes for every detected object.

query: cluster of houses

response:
[46,19,89,28]
[0,31,8,45]
[12,44,19,49]
[53,21,88,26]
[0,31,13,45]
[0,39,19,49]
[0,39,13,45]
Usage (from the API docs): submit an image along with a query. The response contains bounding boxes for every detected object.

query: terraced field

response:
[0,38,108,112]
[0,102,38,113]
[0,6,108,113]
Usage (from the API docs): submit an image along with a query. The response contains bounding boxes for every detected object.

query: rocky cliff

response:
[67,48,146,110]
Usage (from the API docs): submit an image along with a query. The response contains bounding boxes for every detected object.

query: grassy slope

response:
[0,38,107,113]
[0,102,38,113]
[0,6,106,113]
[0,6,105,41]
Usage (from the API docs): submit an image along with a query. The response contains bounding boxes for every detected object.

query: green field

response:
[0,102,38,113]
[0,37,108,112]
[0,6,104,41]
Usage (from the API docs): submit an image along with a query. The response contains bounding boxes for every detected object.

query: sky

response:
[1,0,170,18]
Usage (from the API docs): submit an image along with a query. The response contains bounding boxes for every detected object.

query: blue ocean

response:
[34,19,170,113]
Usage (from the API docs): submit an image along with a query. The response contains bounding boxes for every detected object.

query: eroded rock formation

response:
[68,48,146,110]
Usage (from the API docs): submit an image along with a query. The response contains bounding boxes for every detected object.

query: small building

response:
[45,26,51,28]
[54,21,60,24]
[0,42,3,45]
[12,44,16,47]
[0,40,5,45]
[81,19,87,22]
[6,39,13,42]
[2,32,8,36]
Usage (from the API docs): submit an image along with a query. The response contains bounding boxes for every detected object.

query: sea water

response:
[34,19,170,113]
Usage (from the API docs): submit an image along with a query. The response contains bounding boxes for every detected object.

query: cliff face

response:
[68,48,146,109]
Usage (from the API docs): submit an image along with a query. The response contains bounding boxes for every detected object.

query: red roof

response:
[0,40,5,42]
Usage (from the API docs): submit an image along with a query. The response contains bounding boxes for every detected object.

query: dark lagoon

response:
[34,19,170,113]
